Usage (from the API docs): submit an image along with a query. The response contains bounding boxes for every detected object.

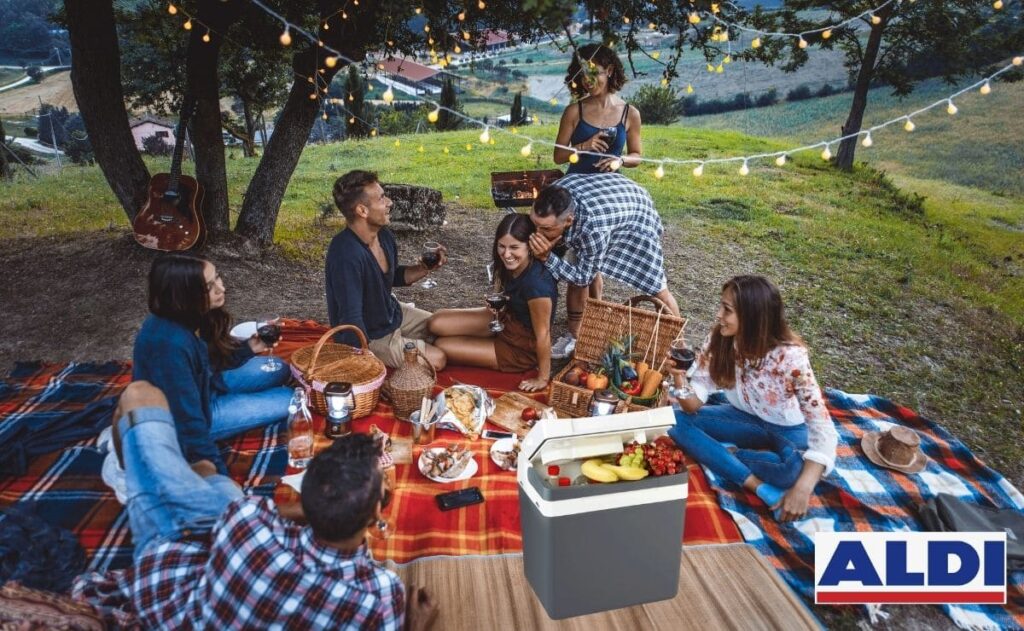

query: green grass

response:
[685,75,1024,196]
[0,68,26,86]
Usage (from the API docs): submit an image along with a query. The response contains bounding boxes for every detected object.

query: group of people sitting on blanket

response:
[83,165,839,628]
[82,46,838,629]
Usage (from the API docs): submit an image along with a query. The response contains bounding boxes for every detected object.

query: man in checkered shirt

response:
[72,382,438,631]
[529,173,681,357]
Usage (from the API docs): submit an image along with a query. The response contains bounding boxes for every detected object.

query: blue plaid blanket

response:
[703,388,1024,630]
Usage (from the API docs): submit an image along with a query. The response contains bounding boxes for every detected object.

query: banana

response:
[581,458,619,483]
[600,463,649,481]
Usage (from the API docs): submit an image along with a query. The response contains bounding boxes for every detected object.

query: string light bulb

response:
[993,0,1003,8]
[478,0,485,8]
[798,36,808,49]
[751,37,761,49]
[202,30,211,43]
[463,30,470,41]
[946,99,958,115]
[870,13,881,25]
[479,127,490,143]
[861,132,873,147]
[323,21,329,30]
[309,92,317,100]
[458,11,465,21]
[520,142,532,157]
[394,139,401,147]
[349,117,355,123]
[821,145,832,161]
[739,159,750,176]
[693,162,704,177]
[382,87,395,104]
[686,84,694,94]
[428,107,440,123]
[688,13,701,24]
[443,146,449,154]
[654,163,665,179]
[904,118,915,132]
[1014,56,1022,66]
[568,151,580,164]
[321,112,328,120]
[371,129,377,137]
[610,159,623,171]
[418,145,425,153]
[167,3,178,15]
[980,81,991,95]
[279,27,291,46]
[183,18,193,30]
[325,56,337,68]
[775,154,787,166]
[822,29,832,39]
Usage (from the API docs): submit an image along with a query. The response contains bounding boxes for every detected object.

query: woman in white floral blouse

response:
[666,275,838,521]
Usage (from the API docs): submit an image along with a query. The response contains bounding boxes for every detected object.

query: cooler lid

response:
[521,406,675,465]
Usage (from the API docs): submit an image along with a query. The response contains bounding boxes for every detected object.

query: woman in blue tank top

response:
[553,44,643,174]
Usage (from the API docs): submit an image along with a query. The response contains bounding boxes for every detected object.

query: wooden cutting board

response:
[488,392,553,437]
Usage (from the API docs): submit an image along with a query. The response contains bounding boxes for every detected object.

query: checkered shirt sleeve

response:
[544,174,668,295]
[124,497,405,630]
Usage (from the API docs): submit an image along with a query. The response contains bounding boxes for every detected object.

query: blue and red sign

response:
[814,532,1007,604]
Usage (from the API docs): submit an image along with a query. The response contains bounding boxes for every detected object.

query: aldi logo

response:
[814,532,1006,604]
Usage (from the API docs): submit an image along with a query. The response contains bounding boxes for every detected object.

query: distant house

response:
[480,30,511,53]
[129,115,176,151]
[374,57,461,95]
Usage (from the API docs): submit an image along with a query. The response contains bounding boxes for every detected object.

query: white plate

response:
[230,321,258,340]
[489,437,519,471]
[418,448,478,483]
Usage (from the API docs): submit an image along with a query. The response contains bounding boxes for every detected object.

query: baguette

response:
[639,368,663,398]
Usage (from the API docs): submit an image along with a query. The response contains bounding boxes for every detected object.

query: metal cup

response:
[409,411,436,445]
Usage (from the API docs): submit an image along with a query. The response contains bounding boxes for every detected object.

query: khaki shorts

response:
[368,302,433,369]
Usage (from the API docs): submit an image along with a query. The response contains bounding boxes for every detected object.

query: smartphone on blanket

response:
[436,487,485,512]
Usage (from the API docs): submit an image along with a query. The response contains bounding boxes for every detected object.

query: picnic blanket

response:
[703,388,1024,630]
[0,319,740,576]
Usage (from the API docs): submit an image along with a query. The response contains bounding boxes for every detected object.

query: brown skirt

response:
[493,316,538,373]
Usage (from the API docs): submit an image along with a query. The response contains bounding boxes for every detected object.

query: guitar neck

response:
[167,98,196,194]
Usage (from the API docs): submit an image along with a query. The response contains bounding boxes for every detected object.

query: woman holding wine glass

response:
[429,214,558,392]
[127,253,293,477]
[553,43,643,174]
[664,275,838,522]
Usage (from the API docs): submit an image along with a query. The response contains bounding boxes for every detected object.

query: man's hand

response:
[528,233,559,262]
[405,586,439,631]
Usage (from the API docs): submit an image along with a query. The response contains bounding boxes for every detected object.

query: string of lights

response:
[171,1,1022,180]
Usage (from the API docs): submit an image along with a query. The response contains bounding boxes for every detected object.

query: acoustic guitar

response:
[132,97,205,251]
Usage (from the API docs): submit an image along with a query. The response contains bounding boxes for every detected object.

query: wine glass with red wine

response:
[257,317,282,372]
[420,241,442,289]
[486,293,508,333]
[668,338,696,372]
[600,126,618,149]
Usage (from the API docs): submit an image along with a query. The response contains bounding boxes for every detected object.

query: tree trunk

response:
[836,4,893,171]
[65,0,149,221]
[242,100,257,158]
[234,70,324,245]
[184,0,237,235]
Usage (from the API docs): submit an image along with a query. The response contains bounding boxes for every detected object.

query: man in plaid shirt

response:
[72,382,437,630]
[529,173,680,356]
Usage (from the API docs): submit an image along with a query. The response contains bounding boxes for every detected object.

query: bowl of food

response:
[418,444,477,483]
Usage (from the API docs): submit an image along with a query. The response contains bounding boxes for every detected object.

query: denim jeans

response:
[210,356,293,442]
[668,404,809,489]
[118,407,242,560]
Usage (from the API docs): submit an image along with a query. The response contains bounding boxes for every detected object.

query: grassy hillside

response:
[684,75,1024,196]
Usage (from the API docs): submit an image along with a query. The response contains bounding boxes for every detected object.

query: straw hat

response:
[861,425,928,474]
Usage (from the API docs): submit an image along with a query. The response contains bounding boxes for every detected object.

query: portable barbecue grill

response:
[490,169,564,213]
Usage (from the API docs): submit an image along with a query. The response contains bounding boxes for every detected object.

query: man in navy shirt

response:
[325,170,447,370]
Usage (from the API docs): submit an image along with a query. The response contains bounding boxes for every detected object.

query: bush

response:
[786,85,813,102]
[24,126,37,138]
[26,66,43,83]
[628,84,682,125]
[524,57,533,64]
[63,114,94,165]
[141,134,172,156]
[754,89,778,108]
[817,84,836,97]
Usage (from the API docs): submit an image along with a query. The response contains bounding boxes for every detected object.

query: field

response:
[684,75,1024,196]
[0,68,25,86]
[0,69,75,116]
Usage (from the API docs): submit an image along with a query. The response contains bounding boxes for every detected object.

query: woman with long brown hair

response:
[666,275,837,521]
[130,253,292,476]
[429,213,557,392]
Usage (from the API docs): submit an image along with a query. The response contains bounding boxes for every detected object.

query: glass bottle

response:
[287,388,314,469]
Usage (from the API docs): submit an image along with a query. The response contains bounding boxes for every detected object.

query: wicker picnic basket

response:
[381,342,437,421]
[548,296,686,418]
[289,324,387,419]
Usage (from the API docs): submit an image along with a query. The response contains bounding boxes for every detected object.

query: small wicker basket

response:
[382,342,437,421]
[289,324,387,419]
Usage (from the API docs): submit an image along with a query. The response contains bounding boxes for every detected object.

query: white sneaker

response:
[551,333,577,359]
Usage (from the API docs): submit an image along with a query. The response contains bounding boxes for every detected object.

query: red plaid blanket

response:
[0,320,739,573]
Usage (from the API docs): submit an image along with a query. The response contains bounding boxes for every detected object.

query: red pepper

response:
[547,465,560,476]
[558,476,571,487]
[621,380,642,396]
